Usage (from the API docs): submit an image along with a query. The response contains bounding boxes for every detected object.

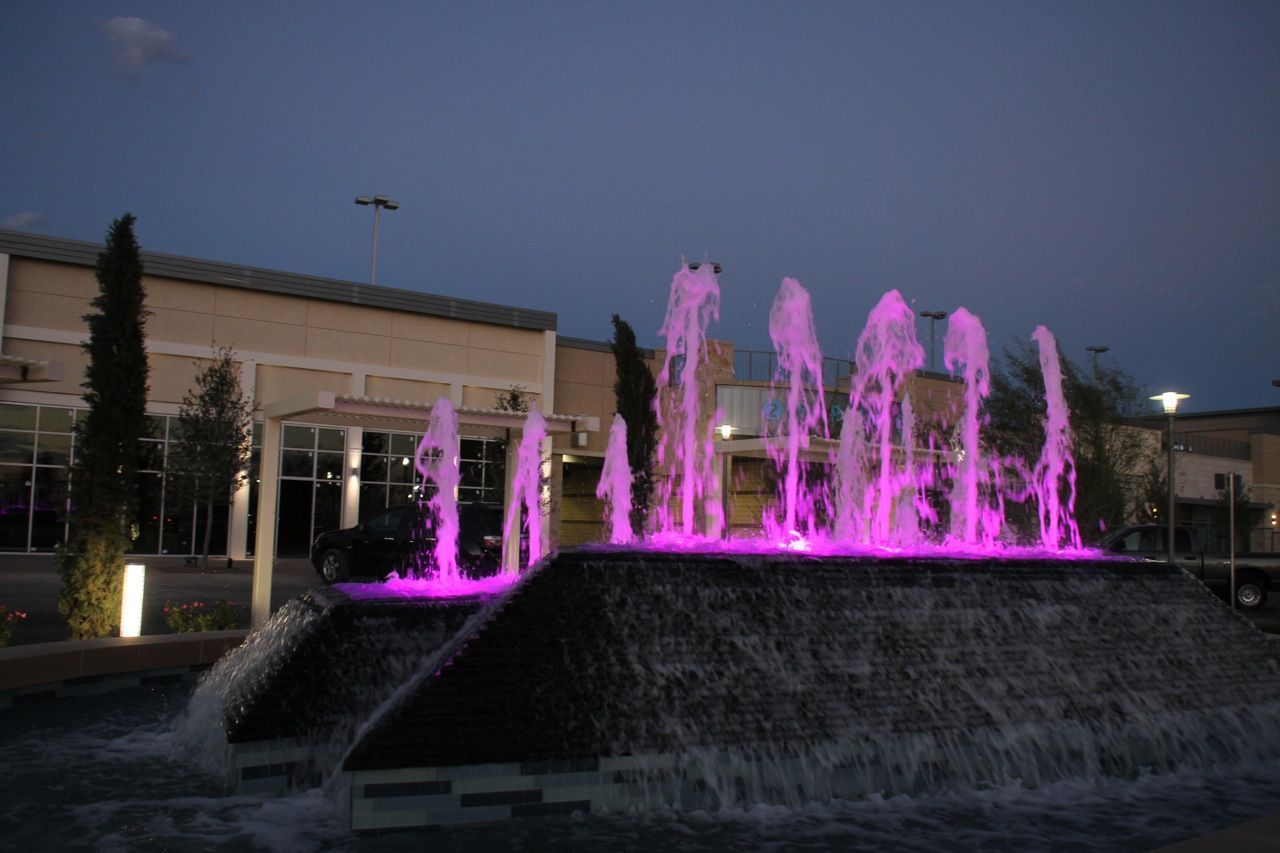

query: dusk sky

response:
[3,1,1277,413]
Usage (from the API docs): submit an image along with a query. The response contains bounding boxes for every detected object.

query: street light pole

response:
[1151,391,1189,566]
[920,311,947,372]
[1086,345,1109,379]
[354,194,400,284]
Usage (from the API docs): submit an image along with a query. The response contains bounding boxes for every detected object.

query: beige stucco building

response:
[0,228,603,566]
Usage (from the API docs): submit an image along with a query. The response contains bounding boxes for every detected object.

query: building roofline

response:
[557,335,656,359]
[1133,405,1280,425]
[0,229,557,333]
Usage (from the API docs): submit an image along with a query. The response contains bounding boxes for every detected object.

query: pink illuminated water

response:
[942,307,1004,548]
[850,290,925,544]
[633,276,1098,559]
[654,264,721,536]
[764,278,828,541]
[1031,325,1082,550]
[414,397,461,583]
[597,413,634,544]
[504,405,547,569]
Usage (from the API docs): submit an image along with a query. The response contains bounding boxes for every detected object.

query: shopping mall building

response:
[4,227,1272,565]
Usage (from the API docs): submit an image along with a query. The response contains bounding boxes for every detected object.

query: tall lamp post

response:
[354,194,399,284]
[1086,345,1109,379]
[920,311,948,372]
[1151,391,1189,566]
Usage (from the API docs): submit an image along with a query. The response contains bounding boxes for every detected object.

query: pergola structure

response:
[251,391,599,627]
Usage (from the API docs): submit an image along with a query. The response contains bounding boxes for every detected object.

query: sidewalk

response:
[0,553,321,646]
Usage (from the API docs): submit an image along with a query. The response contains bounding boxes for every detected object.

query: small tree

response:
[169,348,254,569]
[987,341,1155,543]
[58,214,151,638]
[495,384,531,413]
[610,315,658,533]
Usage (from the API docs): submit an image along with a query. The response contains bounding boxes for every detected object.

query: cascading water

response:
[596,413,634,544]
[654,263,721,538]
[504,405,547,569]
[414,396,461,583]
[1031,325,1082,551]
[764,278,828,542]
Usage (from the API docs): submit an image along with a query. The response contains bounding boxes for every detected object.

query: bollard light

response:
[120,563,145,638]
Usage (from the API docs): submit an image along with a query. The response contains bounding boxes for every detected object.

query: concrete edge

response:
[0,630,249,698]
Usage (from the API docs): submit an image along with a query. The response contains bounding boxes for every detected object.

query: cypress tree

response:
[610,314,658,533]
[58,214,151,638]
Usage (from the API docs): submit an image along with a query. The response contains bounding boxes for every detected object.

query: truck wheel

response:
[1236,577,1267,610]
[319,549,349,584]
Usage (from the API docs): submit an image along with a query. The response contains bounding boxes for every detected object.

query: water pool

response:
[5,683,1280,851]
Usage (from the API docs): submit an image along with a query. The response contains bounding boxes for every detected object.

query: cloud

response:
[2,211,45,230]
[101,17,190,76]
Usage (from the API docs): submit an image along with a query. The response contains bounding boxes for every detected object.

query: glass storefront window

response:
[283,425,316,449]
[0,432,34,464]
[0,403,37,431]
[37,407,74,433]
[36,434,72,467]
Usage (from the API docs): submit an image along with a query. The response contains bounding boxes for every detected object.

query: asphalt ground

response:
[2,553,1279,647]
[0,554,320,645]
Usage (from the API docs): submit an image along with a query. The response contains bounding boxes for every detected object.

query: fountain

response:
[158,262,1280,841]
[596,413,634,544]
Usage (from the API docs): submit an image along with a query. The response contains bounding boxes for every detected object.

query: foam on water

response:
[9,681,1280,851]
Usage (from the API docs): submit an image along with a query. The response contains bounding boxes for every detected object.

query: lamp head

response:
[1150,391,1190,415]
[718,423,733,440]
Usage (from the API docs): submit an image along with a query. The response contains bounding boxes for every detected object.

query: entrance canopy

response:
[252,391,599,626]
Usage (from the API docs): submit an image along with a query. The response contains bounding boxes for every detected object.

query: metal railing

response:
[733,350,854,388]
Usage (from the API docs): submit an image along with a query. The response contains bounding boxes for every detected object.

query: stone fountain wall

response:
[341,549,1280,829]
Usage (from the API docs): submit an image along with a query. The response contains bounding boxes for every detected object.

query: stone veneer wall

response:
[341,549,1280,830]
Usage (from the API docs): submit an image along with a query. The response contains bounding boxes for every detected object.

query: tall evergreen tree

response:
[58,214,151,638]
[610,315,658,533]
[169,348,253,569]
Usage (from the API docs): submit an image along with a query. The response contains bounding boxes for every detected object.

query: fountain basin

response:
[337,549,1280,830]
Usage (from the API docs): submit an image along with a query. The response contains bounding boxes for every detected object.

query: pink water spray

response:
[414,397,460,583]
[655,264,721,536]
[943,307,1001,547]
[850,290,925,543]
[596,413,635,544]
[764,278,829,540]
[504,405,547,569]
[1031,326,1082,550]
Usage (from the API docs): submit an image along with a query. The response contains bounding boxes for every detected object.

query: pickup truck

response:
[1100,524,1280,611]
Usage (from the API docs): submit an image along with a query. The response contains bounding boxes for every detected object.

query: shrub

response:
[163,599,242,633]
[0,605,28,649]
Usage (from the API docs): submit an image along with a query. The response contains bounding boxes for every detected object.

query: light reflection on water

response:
[4,683,1280,852]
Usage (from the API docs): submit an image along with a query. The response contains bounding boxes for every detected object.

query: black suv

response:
[311,503,507,583]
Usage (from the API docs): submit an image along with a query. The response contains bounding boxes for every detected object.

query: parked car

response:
[1100,523,1280,610]
[311,503,512,583]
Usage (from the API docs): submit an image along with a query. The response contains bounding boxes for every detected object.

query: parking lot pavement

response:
[0,554,322,646]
